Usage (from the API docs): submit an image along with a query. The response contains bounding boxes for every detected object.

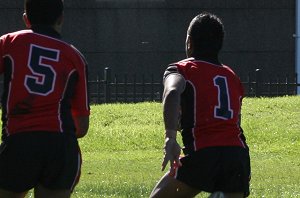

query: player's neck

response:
[31,25,61,39]
[192,53,221,65]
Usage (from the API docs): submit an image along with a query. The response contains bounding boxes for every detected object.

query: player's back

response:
[0,28,86,136]
[175,58,246,151]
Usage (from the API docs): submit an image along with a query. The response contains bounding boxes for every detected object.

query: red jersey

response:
[0,26,90,139]
[164,58,247,153]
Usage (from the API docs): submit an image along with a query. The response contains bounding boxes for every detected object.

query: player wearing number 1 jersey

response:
[0,0,90,198]
[150,12,250,198]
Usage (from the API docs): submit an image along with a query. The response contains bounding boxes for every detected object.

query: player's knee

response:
[209,191,244,198]
[209,191,225,198]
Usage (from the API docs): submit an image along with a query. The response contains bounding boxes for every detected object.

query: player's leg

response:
[34,184,71,198]
[0,189,28,198]
[215,147,251,198]
[209,191,244,198]
[150,171,201,198]
[223,192,244,198]
[38,134,81,197]
[0,134,41,198]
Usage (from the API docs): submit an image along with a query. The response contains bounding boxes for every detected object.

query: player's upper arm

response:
[162,65,185,131]
[163,65,186,97]
[69,46,90,138]
[70,46,90,117]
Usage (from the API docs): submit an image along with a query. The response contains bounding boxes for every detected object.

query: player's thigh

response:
[209,191,244,198]
[218,147,250,196]
[0,188,28,198]
[40,134,81,191]
[150,172,200,198]
[0,136,42,193]
[34,184,70,198]
[174,147,250,195]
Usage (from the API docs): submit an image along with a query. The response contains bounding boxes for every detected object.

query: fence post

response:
[296,73,299,95]
[104,67,111,103]
[114,74,118,102]
[97,71,101,103]
[133,74,136,103]
[151,74,154,101]
[285,74,289,95]
[255,69,262,97]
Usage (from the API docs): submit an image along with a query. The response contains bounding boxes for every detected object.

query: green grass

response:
[25,96,300,197]
[241,96,300,197]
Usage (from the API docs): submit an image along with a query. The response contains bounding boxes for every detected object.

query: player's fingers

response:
[174,155,182,167]
[170,158,175,170]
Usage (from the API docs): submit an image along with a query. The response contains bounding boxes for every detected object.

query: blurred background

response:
[0,0,297,101]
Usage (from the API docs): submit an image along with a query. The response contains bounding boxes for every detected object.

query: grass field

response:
[28,96,299,197]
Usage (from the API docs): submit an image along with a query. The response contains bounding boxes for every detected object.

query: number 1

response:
[213,76,233,120]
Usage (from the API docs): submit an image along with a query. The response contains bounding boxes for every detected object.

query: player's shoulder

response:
[175,57,195,68]
[221,64,239,77]
[163,58,194,80]
[0,29,32,40]
[221,64,234,73]
[69,44,88,65]
[221,64,242,84]
[166,58,195,71]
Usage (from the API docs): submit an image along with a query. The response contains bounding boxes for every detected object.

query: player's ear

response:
[54,13,64,33]
[185,35,193,57]
[57,12,64,26]
[23,13,31,28]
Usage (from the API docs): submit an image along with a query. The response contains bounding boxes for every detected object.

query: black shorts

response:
[170,146,251,197]
[0,132,81,193]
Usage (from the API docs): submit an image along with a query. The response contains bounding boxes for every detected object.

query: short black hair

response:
[24,0,63,25]
[187,12,224,55]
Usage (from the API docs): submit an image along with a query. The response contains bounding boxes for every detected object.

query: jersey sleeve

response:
[71,49,90,116]
[163,64,183,83]
[239,78,245,98]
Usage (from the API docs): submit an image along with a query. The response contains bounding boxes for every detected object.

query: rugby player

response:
[150,12,251,198]
[0,0,90,197]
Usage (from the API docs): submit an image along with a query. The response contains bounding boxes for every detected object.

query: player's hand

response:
[161,137,182,171]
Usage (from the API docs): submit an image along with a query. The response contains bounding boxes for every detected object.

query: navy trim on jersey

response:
[59,70,78,136]
[1,56,13,141]
[180,81,196,155]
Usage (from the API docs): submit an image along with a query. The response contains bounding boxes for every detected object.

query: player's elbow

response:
[163,88,181,103]
[74,116,89,138]
[76,127,88,138]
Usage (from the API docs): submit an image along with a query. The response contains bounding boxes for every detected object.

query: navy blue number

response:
[25,45,58,96]
[213,76,233,120]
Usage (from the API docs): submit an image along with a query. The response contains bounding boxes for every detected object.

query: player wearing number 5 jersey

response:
[150,12,250,198]
[0,0,90,198]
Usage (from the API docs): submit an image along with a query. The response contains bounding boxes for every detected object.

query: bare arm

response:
[73,115,89,138]
[163,73,185,137]
[161,73,185,171]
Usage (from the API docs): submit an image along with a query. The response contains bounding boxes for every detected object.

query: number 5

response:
[25,44,59,96]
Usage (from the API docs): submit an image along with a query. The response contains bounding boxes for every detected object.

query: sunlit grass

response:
[23,96,300,197]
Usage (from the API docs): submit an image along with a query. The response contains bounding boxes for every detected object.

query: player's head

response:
[186,12,224,58]
[24,0,64,27]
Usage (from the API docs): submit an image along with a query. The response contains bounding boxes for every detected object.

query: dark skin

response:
[149,34,244,198]
[23,13,89,139]
[0,11,89,198]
